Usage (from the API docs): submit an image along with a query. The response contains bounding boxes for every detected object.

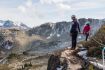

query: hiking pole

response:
[102,47,105,70]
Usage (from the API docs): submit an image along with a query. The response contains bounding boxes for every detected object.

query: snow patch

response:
[90,61,105,69]
[78,50,88,60]
[57,34,60,37]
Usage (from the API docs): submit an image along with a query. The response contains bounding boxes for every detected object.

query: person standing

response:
[70,15,80,50]
[83,21,91,41]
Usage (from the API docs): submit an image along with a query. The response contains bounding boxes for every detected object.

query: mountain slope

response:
[0,20,30,30]
[28,18,103,42]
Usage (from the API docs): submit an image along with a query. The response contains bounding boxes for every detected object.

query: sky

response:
[0,0,105,27]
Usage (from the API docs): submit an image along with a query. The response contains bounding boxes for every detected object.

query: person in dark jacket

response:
[70,15,80,50]
[47,52,61,70]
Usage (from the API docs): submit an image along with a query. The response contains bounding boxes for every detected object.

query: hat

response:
[86,21,90,25]
[71,15,76,18]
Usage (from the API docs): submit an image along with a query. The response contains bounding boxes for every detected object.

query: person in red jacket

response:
[83,22,91,41]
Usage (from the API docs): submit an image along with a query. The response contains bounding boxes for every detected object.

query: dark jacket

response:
[70,21,80,33]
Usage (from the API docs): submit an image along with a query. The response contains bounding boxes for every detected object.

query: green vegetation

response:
[89,47,103,59]
[0,64,11,70]
[7,53,20,59]
[81,25,105,58]
[0,32,5,45]
[17,62,32,70]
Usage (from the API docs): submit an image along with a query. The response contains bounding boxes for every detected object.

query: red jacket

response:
[83,25,91,34]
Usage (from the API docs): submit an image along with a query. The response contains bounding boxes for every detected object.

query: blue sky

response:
[0,0,105,27]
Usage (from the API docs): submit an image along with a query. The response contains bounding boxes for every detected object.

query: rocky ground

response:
[0,48,84,70]
[61,48,83,70]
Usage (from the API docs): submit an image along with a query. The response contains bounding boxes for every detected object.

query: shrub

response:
[7,53,20,59]
[0,32,5,45]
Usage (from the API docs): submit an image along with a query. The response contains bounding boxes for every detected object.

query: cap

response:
[86,21,90,25]
[71,15,76,18]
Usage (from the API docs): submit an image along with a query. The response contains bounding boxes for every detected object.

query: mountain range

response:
[0,18,105,53]
[0,20,30,30]
[28,18,104,41]
[23,18,105,53]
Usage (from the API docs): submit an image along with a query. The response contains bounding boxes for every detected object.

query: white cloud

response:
[40,0,67,4]
[40,0,71,11]
[17,5,26,13]
[17,0,34,13]
[72,2,102,10]
[26,0,33,7]
[17,0,40,19]
[40,0,104,11]
[0,0,105,27]
[16,0,46,27]
[57,3,71,10]
[0,7,45,27]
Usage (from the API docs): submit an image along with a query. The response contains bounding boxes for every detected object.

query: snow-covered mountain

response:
[0,20,5,27]
[24,18,105,54]
[19,23,30,30]
[3,20,14,27]
[0,20,30,30]
[28,18,104,41]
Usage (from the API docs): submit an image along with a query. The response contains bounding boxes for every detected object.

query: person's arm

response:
[70,25,73,33]
[70,22,74,36]
[89,26,91,35]
[83,26,86,34]
[77,22,81,33]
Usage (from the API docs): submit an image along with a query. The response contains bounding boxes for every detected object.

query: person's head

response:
[86,24,89,26]
[71,15,77,21]
[86,21,90,26]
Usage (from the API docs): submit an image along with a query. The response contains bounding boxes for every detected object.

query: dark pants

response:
[84,33,89,41]
[71,32,78,49]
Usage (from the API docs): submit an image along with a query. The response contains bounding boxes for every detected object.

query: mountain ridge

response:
[0,20,30,30]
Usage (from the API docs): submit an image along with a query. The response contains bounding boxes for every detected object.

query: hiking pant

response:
[85,33,89,41]
[71,32,78,49]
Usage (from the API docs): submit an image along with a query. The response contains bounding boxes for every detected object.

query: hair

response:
[71,15,77,21]
[71,15,76,18]
[86,24,90,26]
